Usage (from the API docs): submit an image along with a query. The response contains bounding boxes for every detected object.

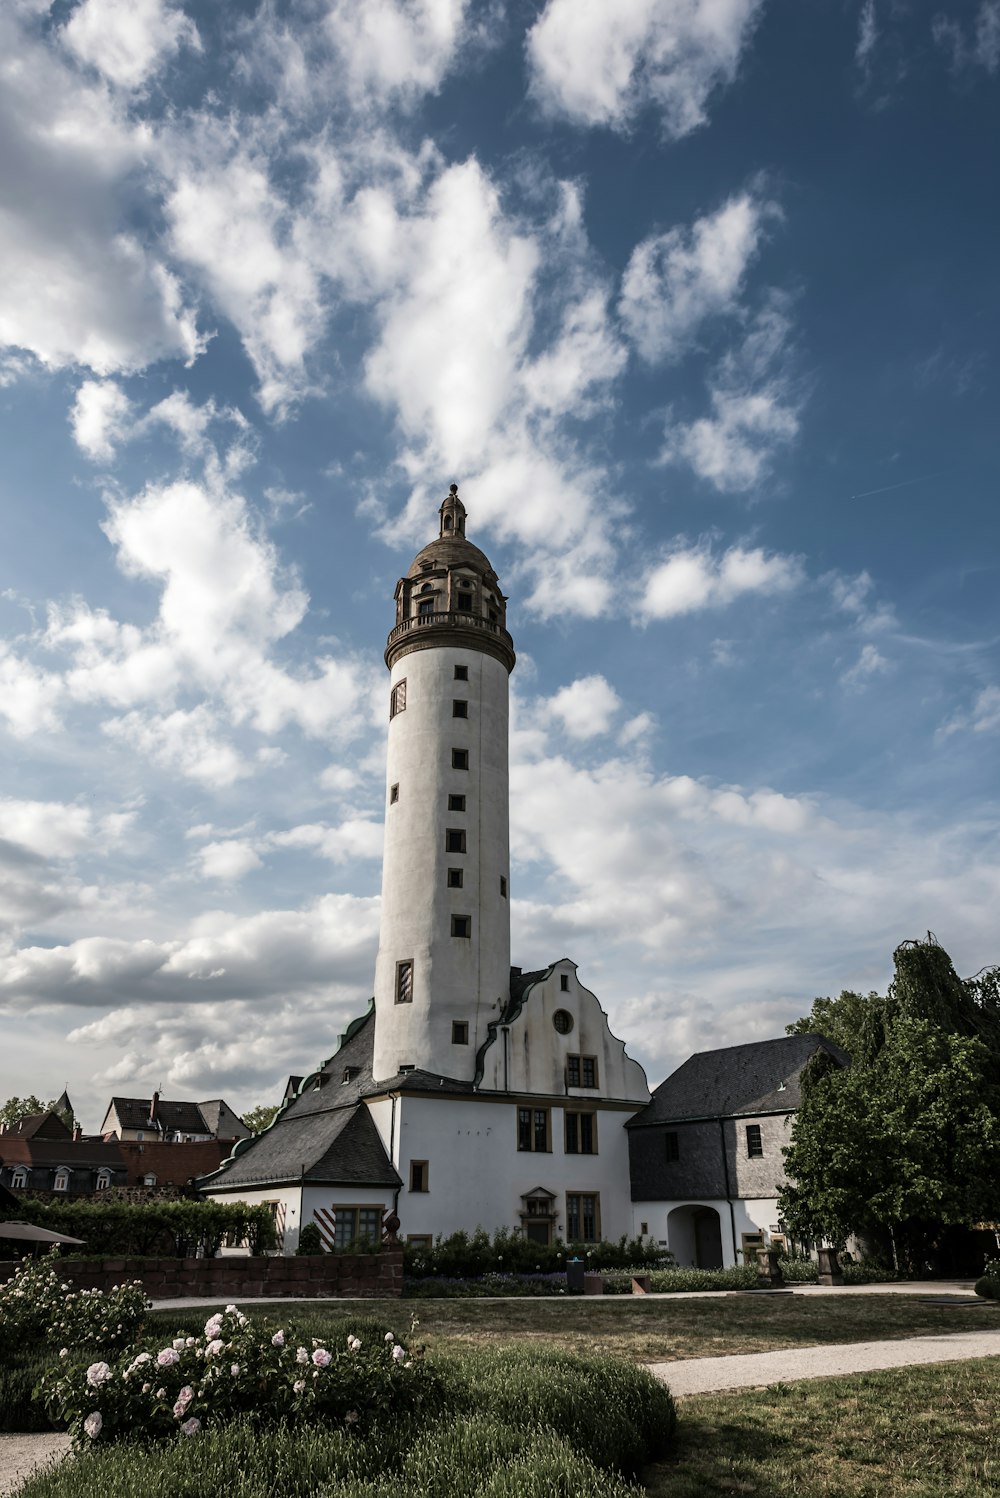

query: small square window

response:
[448,794,466,812]
[746,1124,764,1158]
[445,829,466,854]
[500,875,507,897]
[454,665,468,681]
[447,867,463,888]
[451,915,471,938]
[410,1160,429,1192]
[453,700,468,718]
[452,1021,469,1045]
[389,783,399,804]
[664,1131,679,1163]
[390,679,407,718]
[452,749,469,770]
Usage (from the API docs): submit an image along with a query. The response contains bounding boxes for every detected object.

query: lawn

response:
[149,1292,998,1363]
[645,1356,1000,1497]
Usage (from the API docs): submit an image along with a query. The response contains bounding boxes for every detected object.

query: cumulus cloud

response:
[196,839,263,882]
[620,190,777,364]
[0,9,202,375]
[661,297,801,490]
[60,0,200,90]
[545,675,622,739]
[324,0,473,106]
[268,820,385,864]
[0,647,63,738]
[856,0,878,73]
[104,706,252,789]
[639,543,803,620]
[70,379,133,461]
[526,0,765,137]
[933,2,1000,75]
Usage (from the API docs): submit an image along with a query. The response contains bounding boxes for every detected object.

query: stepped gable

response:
[628,1033,849,1127]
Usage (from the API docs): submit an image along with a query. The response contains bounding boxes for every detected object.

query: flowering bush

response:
[41,1305,442,1449]
[0,1255,149,1352]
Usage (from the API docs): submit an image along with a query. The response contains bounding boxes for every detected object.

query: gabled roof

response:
[7,1111,72,1140]
[107,1097,209,1133]
[0,1136,125,1169]
[206,1103,400,1191]
[627,1033,850,1127]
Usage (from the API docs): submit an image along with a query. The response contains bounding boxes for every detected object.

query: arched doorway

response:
[667,1204,724,1269]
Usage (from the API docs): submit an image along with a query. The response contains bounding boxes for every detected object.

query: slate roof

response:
[0,1136,125,1169]
[108,1098,209,1134]
[202,1011,402,1192]
[627,1033,850,1128]
[6,1112,71,1140]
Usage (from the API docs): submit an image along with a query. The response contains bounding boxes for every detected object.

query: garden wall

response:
[0,1248,403,1300]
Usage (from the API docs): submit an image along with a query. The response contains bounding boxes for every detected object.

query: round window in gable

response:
[553,1009,573,1034]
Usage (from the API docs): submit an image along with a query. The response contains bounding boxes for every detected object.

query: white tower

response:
[372,486,516,1083]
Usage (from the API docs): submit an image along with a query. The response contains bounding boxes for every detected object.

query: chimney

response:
[149,1091,159,1126]
[73,1124,82,1142]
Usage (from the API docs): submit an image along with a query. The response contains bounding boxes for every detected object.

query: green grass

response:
[0,1347,62,1432]
[149,1292,999,1364]
[644,1356,1000,1497]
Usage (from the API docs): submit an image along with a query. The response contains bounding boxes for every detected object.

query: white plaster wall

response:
[478,962,650,1103]
[206,1183,394,1254]
[632,1196,784,1269]
[369,1093,637,1243]
[208,1184,303,1253]
[373,645,511,1082]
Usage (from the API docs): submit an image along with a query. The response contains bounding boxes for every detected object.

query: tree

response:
[241,1104,279,1134]
[780,936,1000,1270]
[785,990,877,1053]
[0,1096,50,1130]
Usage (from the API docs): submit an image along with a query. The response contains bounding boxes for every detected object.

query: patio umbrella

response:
[0,1221,85,1246]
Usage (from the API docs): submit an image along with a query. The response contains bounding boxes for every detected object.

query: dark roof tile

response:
[628,1033,849,1126]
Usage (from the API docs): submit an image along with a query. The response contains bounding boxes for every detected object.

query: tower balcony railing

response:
[386,610,514,652]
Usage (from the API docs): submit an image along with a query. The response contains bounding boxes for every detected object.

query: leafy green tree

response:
[786,990,877,1052]
[0,1095,50,1130]
[780,936,1000,1270]
[241,1104,279,1134]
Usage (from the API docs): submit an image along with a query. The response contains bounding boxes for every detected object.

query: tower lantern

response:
[372,486,515,1083]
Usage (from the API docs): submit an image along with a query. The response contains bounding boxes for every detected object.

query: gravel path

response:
[0,1435,71,1498]
[649,1326,1000,1395]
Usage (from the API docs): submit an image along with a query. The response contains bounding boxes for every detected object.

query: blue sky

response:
[0,0,997,1130]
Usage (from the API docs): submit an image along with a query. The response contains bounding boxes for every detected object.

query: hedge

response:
[0,1198,277,1257]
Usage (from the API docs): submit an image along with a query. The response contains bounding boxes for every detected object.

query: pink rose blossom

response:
[311,1348,332,1368]
[157,1348,180,1367]
[293,1379,306,1394]
[83,1412,102,1439]
[86,1362,112,1387]
[391,1344,406,1362]
[180,1417,201,1436]
[230,1364,241,1377]
[271,1330,285,1347]
[296,1347,309,1364]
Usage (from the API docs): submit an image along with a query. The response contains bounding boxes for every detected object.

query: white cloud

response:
[60,0,199,90]
[197,840,263,882]
[104,706,251,789]
[526,0,764,137]
[0,798,127,861]
[70,379,132,461]
[661,298,801,490]
[933,3,1000,74]
[620,191,776,364]
[840,642,891,690]
[941,684,1000,737]
[0,646,63,738]
[268,820,384,864]
[0,9,203,375]
[324,0,472,106]
[546,675,622,739]
[856,0,878,70]
[639,542,803,620]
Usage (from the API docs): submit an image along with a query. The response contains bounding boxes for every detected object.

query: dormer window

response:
[343,1066,360,1084]
[11,1166,28,1189]
[53,1169,70,1192]
[143,1173,157,1187]
[96,1168,112,1190]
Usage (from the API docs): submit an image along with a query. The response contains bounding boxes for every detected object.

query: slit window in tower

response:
[453,700,468,718]
[448,794,465,812]
[560,974,569,991]
[447,867,463,888]
[445,829,466,854]
[452,749,469,770]
[452,1021,469,1045]
[395,960,413,1005]
[454,665,468,681]
[500,875,507,898]
[451,915,471,938]
[517,1107,550,1152]
[389,783,399,804]
[409,1160,429,1192]
[390,679,406,718]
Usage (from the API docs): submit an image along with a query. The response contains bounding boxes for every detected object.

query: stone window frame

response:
[448,793,466,812]
[452,700,468,718]
[409,1160,429,1193]
[564,1109,598,1155]
[395,959,414,1004]
[447,867,463,888]
[454,664,469,681]
[746,1123,764,1158]
[390,679,407,719]
[452,748,469,770]
[451,914,472,938]
[451,1020,469,1045]
[566,1191,600,1243]
[445,828,466,854]
[566,1054,598,1089]
[516,1105,551,1153]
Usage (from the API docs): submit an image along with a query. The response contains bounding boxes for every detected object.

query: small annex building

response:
[627,1033,849,1268]
[100,1095,249,1144]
